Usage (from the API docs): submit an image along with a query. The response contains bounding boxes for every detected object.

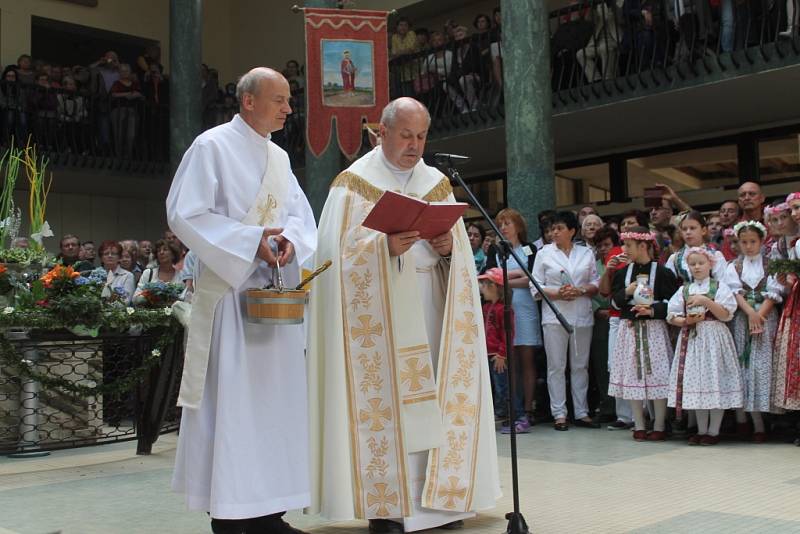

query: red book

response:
[361,190,468,240]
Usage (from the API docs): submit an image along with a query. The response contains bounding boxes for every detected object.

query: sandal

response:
[553,420,569,431]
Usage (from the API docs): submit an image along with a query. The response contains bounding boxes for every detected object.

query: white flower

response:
[126,307,135,315]
[151,349,161,357]
[30,220,54,244]
[163,307,173,316]
[2,307,13,315]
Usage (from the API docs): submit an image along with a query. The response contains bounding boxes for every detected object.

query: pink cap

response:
[477,267,505,286]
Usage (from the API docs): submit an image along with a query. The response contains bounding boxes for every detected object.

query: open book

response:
[361,190,468,240]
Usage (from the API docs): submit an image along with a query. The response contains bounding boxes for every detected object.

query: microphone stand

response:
[440,156,573,534]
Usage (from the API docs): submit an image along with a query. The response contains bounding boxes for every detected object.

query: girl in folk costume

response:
[667,247,743,446]
[724,221,783,443]
[665,211,728,284]
[772,192,800,411]
[766,201,798,261]
[608,228,679,442]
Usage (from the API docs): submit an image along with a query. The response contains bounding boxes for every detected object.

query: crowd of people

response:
[471,181,800,446]
[388,1,798,114]
[16,230,192,306]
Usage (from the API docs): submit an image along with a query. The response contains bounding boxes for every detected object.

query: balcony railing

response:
[387,0,800,137]
[0,81,169,173]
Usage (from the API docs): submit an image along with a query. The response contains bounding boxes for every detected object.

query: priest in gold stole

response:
[306,98,500,533]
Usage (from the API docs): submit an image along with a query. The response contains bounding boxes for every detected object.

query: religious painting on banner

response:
[304,8,389,160]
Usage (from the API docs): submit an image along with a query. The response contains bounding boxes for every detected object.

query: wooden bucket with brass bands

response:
[245,288,308,325]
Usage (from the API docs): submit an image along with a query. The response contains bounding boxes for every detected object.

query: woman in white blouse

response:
[532,211,600,431]
[99,240,135,305]
[133,239,183,301]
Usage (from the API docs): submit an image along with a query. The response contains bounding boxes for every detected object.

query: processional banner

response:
[303,8,389,160]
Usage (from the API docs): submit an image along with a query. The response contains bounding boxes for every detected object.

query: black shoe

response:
[573,418,601,429]
[369,519,404,533]
[439,519,465,529]
[211,518,247,534]
[245,513,309,534]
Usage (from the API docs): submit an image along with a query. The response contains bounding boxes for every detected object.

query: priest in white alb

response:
[167,68,317,534]
[306,97,500,533]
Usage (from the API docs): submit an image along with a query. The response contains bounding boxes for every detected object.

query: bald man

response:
[737,181,766,222]
[307,97,499,533]
[168,68,317,534]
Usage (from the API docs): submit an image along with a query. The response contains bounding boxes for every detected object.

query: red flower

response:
[36,299,50,307]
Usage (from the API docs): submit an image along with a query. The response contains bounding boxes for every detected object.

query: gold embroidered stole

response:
[333,167,483,517]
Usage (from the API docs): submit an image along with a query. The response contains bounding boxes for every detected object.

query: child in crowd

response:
[667,247,742,445]
[608,228,679,441]
[773,192,800,412]
[665,211,728,283]
[724,221,782,442]
[479,268,527,433]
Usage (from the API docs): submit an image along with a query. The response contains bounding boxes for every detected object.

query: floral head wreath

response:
[764,203,789,217]
[723,228,736,237]
[684,246,717,266]
[733,220,767,237]
[620,231,657,242]
[786,192,800,204]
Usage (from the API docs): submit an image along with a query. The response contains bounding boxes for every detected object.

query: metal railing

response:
[0,328,183,455]
[0,80,169,172]
[384,0,800,135]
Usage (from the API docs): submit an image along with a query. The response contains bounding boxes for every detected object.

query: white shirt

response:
[426,50,454,79]
[531,243,599,327]
[723,254,783,304]
[104,265,135,305]
[667,277,738,322]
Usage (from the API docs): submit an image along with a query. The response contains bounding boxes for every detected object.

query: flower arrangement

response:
[136,281,184,308]
[34,264,104,327]
[0,142,53,265]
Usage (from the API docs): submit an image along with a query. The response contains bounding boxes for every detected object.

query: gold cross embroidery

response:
[351,315,383,348]
[359,398,392,431]
[445,393,476,426]
[345,239,376,266]
[400,357,432,393]
[437,476,467,510]
[257,194,278,225]
[454,312,478,344]
[366,482,399,517]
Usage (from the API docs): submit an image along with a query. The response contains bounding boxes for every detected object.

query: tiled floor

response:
[3,425,800,533]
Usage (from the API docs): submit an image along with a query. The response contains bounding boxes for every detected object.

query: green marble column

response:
[169,0,203,170]
[304,0,342,221]
[501,0,554,235]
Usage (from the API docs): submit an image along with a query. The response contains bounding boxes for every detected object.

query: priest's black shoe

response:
[244,513,309,534]
[368,518,405,533]
[211,518,248,534]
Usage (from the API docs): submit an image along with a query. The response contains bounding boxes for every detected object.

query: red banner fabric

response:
[304,8,389,160]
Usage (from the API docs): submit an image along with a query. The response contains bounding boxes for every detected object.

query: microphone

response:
[433,152,471,166]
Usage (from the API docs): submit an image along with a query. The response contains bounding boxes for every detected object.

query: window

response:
[626,145,738,198]
[758,135,800,184]
[555,163,609,206]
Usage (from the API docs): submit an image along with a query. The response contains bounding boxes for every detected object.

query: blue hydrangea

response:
[74,276,90,285]
[113,286,128,297]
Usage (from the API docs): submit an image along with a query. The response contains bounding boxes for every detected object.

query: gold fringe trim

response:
[423,177,453,202]
[330,171,384,203]
[331,171,453,204]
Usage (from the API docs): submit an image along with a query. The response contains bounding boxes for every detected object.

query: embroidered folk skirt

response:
[772,283,800,410]
[668,321,743,410]
[608,319,673,400]
[731,309,777,412]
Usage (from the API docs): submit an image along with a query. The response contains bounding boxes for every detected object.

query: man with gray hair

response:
[307,97,499,533]
[168,67,317,534]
